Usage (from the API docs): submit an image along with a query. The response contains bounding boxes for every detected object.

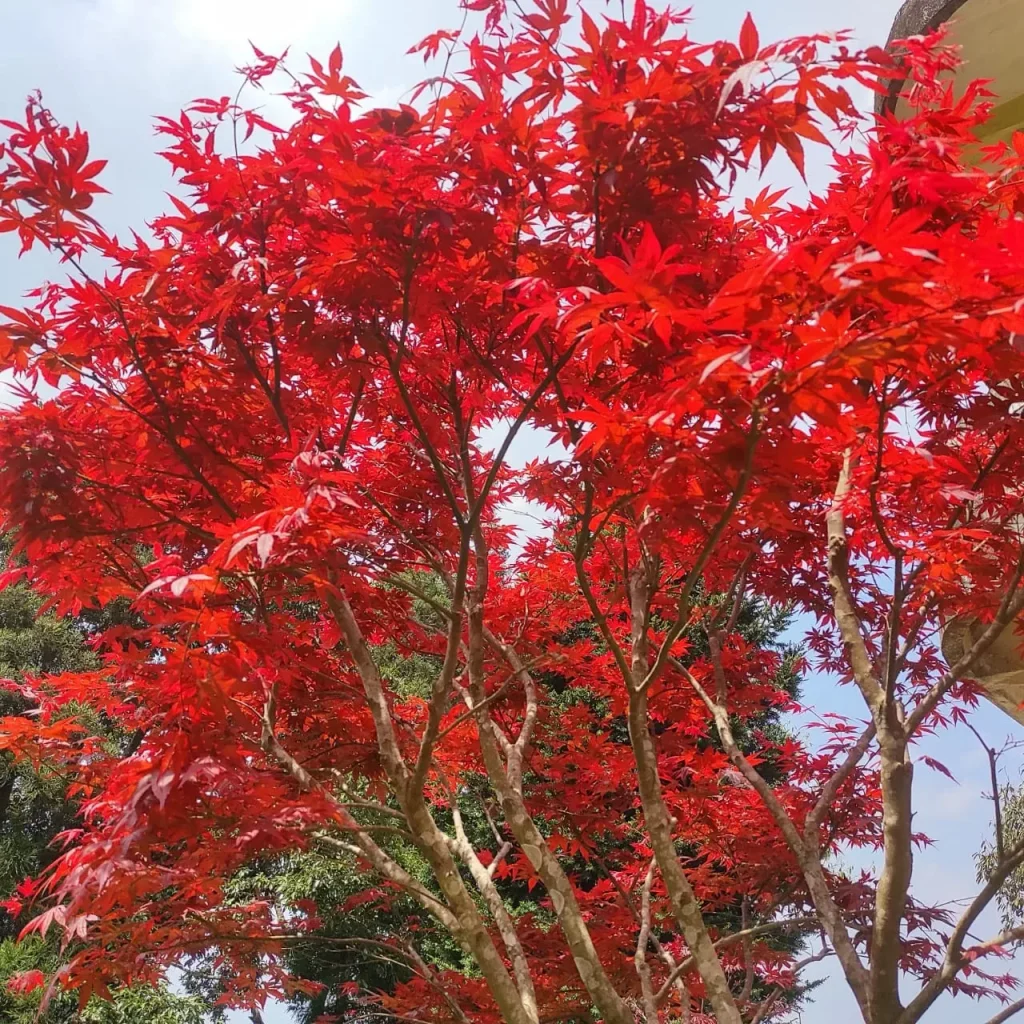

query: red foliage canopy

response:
[1,3,1024,1023]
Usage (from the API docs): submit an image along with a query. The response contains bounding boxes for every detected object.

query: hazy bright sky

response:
[0,2,1021,1022]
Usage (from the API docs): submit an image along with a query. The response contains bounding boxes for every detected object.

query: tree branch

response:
[899,839,1024,1024]
[464,522,636,1024]
[677,657,872,1017]
[804,721,877,846]
[826,451,883,714]
[641,418,760,693]
[623,571,744,1024]
[634,859,661,1023]
[654,917,819,1006]
[985,996,1024,1024]
[449,795,539,1024]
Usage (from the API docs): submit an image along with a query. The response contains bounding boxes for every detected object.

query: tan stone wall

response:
[942,617,1024,724]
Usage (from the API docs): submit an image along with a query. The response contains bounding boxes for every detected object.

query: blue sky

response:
[0,1,1020,1022]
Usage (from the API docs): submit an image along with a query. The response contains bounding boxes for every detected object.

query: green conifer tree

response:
[0,540,206,1024]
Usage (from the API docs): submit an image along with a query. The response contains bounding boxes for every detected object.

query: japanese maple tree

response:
[1,2,1024,1023]
[210,594,810,1023]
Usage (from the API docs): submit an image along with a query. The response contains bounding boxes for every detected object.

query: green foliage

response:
[376,572,450,700]
[0,938,206,1024]
[210,841,466,1024]
[0,937,67,1024]
[376,641,439,700]
[80,986,207,1024]
[0,543,206,1022]
[0,563,99,935]
[976,775,1024,930]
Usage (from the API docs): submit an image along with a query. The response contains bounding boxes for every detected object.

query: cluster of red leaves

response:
[1,0,1024,1020]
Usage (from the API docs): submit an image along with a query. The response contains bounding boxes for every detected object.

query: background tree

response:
[0,540,206,1023]
[975,763,1024,1024]
[978,775,1024,933]
[0,537,95,908]
[0,3,1023,1024]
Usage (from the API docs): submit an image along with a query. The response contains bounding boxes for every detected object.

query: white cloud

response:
[70,0,356,62]
[169,0,355,54]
